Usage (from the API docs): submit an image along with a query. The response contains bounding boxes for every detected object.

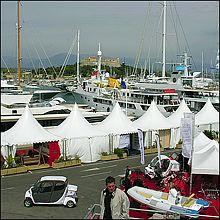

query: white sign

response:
[137,129,145,165]
[180,113,195,159]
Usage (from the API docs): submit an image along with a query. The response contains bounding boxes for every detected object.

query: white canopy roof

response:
[167,99,192,128]
[195,98,219,125]
[192,132,219,175]
[132,100,171,131]
[95,102,137,135]
[48,103,106,138]
[1,105,60,146]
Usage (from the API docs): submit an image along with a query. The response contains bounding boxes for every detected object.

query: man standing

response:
[100,176,130,219]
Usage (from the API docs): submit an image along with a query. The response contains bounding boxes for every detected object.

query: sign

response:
[164,89,176,93]
[137,129,145,165]
[180,113,195,160]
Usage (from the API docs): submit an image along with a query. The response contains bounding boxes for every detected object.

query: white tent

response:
[1,105,60,160]
[95,102,137,150]
[195,98,219,131]
[133,100,171,131]
[48,103,108,163]
[167,99,192,128]
[95,102,137,135]
[132,100,172,149]
[192,132,219,175]
[168,99,192,147]
[1,105,60,146]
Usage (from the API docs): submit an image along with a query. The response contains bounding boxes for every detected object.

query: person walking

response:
[100,176,130,219]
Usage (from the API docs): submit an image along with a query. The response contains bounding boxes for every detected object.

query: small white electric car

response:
[24,176,78,208]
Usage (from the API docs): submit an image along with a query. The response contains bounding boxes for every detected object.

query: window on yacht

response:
[140,105,148,111]
[128,103,136,109]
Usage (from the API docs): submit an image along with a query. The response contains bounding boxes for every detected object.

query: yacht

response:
[134,53,219,113]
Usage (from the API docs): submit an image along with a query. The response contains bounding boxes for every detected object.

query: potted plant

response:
[1,155,27,176]
[100,152,118,161]
[176,139,183,148]
[114,148,127,159]
[52,155,81,168]
[64,155,81,167]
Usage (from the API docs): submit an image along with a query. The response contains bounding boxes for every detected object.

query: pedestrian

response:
[100,176,130,219]
[125,165,131,179]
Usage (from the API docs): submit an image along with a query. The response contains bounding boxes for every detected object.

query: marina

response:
[1,1,219,219]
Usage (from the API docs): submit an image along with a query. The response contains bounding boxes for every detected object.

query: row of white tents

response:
[1,98,219,175]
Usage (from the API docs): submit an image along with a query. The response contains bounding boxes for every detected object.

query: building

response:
[80,56,121,67]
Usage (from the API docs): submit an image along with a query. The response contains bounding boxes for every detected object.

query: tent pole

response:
[89,137,92,162]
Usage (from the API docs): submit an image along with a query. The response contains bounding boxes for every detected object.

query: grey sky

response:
[1,1,219,70]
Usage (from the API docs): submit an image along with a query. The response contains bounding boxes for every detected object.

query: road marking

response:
[1,187,15,191]
[81,171,111,178]
[80,164,117,172]
[80,167,100,172]
[99,164,117,169]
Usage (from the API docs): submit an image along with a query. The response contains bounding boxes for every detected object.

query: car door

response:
[50,181,67,203]
[32,181,54,203]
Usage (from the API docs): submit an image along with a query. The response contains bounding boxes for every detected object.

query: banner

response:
[180,113,195,161]
[155,133,161,168]
[137,129,145,165]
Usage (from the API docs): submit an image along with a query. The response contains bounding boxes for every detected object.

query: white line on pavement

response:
[80,164,117,172]
[81,171,111,178]
[1,187,15,191]
[80,168,100,172]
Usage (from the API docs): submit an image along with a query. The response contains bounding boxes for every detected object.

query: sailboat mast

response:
[76,30,80,84]
[162,1,166,78]
[17,1,22,85]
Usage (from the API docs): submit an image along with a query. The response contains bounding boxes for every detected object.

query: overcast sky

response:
[1,1,219,70]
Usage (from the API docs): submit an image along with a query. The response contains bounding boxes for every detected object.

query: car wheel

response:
[24,198,33,207]
[66,200,76,208]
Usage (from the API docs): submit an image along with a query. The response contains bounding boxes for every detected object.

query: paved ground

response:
[1,149,180,219]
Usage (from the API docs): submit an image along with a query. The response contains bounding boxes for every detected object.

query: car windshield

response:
[150,157,159,167]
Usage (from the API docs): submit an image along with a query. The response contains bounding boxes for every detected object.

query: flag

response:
[121,81,126,89]
[137,129,145,165]
[155,133,161,168]
[108,77,121,88]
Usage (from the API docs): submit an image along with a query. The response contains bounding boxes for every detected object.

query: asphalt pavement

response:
[1,149,180,219]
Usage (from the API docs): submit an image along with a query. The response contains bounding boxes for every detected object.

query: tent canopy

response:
[48,103,106,138]
[167,99,192,128]
[133,100,171,131]
[95,102,137,135]
[1,105,60,146]
[192,132,219,175]
[195,98,219,125]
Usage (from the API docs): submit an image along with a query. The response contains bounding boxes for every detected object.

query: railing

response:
[84,204,101,219]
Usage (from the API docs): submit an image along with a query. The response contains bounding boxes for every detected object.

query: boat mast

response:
[162,1,166,78]
[17,1,22,86]
[201,51,204,81]
[76,30,80,84]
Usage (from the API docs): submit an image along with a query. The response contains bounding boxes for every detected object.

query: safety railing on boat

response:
[84,204,220,219]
